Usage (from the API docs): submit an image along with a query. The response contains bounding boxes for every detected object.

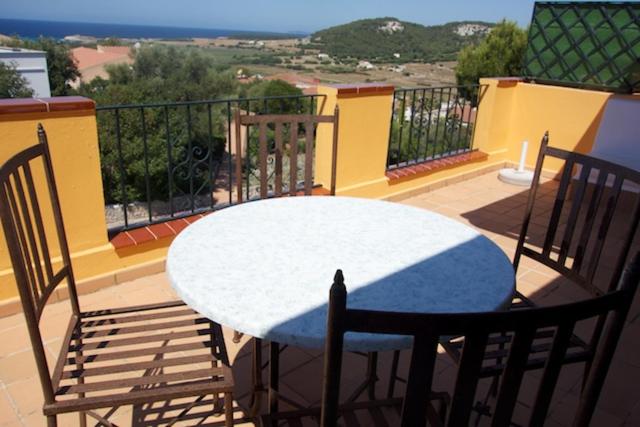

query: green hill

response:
[309,18,494,63]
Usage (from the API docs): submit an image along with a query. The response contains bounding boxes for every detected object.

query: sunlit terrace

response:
[1,170,639,426]
[1,2,640,425]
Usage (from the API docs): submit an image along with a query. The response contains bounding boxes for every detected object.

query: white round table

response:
[167,196,515,352]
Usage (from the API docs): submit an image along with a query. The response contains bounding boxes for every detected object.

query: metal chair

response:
[265,254,639,426]
[0,124,234,426]
[441,131,640,369]
[233,106,339,202]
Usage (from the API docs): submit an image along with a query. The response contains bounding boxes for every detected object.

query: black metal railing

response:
[96,94,325,234]
[386,85,483,171]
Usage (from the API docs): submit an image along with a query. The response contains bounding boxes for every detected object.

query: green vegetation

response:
[309,18,493,62]
[5,36,80,96]
[72,45,301,205]
[0,62,34,98]
[455,20,527,88]
[99,37,125,46]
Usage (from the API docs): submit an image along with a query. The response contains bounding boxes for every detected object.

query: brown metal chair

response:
[0,124,234,426]
[233,106,339,202]
[265,254,639,426]
[441,132,640,377]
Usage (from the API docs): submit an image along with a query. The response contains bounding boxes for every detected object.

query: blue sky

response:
[5,0,542,32]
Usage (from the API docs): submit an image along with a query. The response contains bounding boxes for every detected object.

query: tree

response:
[0,62,34,98]
[74,45,241,204]
[6,37,81,96]
[243,79,303,113]
[455,20,527,88]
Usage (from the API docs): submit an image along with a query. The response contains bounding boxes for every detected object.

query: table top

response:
[167,196,515,351]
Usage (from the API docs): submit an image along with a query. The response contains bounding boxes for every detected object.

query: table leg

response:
[346,351,380,402]
[366,351,378,400]
[269,342,280,414]
[249,338,264,417]
[387,350,401,398]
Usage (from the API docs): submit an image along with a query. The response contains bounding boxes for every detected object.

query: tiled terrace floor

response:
[1,170,640,426]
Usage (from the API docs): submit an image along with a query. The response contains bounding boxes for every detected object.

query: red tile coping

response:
[326,83,395,98]
[110,213,206,250]
[494,77,525,88]
[386,150,488,181]
[110,187,332,249]
[0,96,95,115]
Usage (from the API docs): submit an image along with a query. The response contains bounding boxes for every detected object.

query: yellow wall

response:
[0,105,170,304]
[315,86,394,195]
[314,79,630,201]
[473,78,640,175]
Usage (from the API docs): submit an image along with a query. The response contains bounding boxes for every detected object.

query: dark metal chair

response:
[265,255,639,426]
[443,134,640,370]
[439,131,640,415]
[0,124,234,427]
[233,107,340,202]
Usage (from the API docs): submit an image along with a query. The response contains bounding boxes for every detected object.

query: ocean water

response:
[0,18,301,40]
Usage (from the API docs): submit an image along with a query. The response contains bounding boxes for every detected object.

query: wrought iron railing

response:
[386,85,482,171]
[96,94,325,234]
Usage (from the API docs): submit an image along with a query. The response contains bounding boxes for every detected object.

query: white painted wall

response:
[0,47,51,98]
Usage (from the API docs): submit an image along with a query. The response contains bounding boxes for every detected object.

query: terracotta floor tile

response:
[0,388,20,426]
[0,326,31,358]
[22,412,77,427]
[5,376,44,418]
[549,388,625,426]
[592,356,640,419]
[0,313,24,334]
[0,349,39,385]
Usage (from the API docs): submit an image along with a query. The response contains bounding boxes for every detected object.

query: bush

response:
[0,62,34,98]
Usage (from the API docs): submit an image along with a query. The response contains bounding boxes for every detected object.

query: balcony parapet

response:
[324,83,395,98]
[0,96,95,116]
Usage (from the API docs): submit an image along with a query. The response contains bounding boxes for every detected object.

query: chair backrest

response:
[514,132,640,296]
[233,106,339,202]
[0,124,80,403]
[320,254,640,427]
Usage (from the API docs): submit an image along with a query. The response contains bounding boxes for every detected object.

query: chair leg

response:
[224,392,234,427]
[79,411,87,427]
[387,350,401,398]
[367,352,379,400]
[47,415,57,427]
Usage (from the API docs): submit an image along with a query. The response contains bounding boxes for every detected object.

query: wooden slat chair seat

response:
[276,261,639,427]
[0,125,234,426]
[440,132,640,385]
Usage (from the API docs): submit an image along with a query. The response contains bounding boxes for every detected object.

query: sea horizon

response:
[0,18,306,41]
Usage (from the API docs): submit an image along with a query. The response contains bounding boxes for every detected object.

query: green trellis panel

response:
[524,2,640,93]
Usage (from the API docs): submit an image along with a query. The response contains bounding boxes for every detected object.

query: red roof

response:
[97,45,131,56]
[71,46,130,70]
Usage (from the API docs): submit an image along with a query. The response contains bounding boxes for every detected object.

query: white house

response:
[357,60,375,70]
[0,47,51,97]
